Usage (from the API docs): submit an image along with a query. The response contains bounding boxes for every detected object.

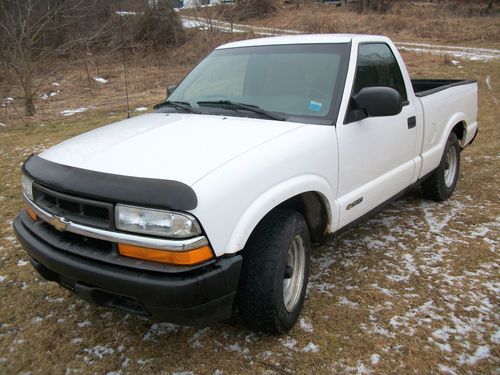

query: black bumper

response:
[13,215,242,325]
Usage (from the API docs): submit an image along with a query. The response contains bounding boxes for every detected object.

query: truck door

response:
[337,42,417,228]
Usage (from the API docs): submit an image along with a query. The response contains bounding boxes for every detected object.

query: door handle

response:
[407,116,416,129]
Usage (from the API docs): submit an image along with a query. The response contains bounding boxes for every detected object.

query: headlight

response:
[115,204,202,238]
[22,174,33,201]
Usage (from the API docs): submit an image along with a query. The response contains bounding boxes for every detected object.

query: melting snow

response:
[135,107,148,112]
[225,343,248,354]
[83,345,114,362]
[338,296,359,308]
[280,337,297,350]
[17,259,29,266]
[60,107,88,116]
[437,364,457,374]
[94,77,108,84]
[370,353,380,365]
[460,345,490,365]
[142,322,180,341]
[77,320,91,328]
[485,76,492,91]
[302,342,320,353]
[300,318,314,333]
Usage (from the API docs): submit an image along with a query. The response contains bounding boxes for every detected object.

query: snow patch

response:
[143,322,180,341]
[280,337,297,350]
[77,320,91,328]
[300,318,313,333]
[60,107,88,116]
[83,345,115,362]
[338,296,359,308]
[94,77,108,84]
[301,342,320,353]
[460,345,490,365]
[437,364,457,375]
[491,330,500,344]
[485,76,492,91]
[370,353,380,365]
[135,107,148,112]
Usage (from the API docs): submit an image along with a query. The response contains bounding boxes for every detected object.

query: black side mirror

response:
[349,86,403,122]
[167,85,177,98]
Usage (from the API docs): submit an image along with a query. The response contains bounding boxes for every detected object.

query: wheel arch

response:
[442,113,470,148]
[224,175,336,253]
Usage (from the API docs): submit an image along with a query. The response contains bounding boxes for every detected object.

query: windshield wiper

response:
[154,100,199,114]
[197,100,286,121]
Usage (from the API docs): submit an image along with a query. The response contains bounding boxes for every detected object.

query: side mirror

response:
[350,86,403,120]
[167,85,177,98]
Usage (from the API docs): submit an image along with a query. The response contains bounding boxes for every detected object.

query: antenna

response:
[119,0,130,118]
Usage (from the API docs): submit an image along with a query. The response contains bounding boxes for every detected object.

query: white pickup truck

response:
[14,34,478,333]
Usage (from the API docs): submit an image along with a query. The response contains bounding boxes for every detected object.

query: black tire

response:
[421,132,460,202]
[236,209,310,334]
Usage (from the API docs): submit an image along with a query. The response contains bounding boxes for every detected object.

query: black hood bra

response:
[22,155,198,210]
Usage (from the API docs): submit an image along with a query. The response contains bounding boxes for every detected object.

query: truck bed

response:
[411,79,476,97]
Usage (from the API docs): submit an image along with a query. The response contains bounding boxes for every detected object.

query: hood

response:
[40,113,304,185]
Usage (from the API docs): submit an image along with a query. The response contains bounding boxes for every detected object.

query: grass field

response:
[0,26,499,374]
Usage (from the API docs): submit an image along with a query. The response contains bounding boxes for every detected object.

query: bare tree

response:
[0,0,113,116]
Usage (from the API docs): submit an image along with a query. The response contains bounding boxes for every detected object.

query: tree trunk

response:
[24,95,36,116]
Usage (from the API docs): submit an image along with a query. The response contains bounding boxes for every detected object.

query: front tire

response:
[421,132,460,202]
[236,209,310,334]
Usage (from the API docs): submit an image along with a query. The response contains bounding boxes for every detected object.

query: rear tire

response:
[421,132,460,201]
[236,209,310,334]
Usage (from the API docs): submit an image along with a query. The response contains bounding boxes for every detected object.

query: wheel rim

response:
[283,234,306,313]
[444,146,458,188]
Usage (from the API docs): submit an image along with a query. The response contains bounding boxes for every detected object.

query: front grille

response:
[41,220,113,253]
[32,183,114,229]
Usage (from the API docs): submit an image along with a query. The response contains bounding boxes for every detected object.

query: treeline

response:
[0,0,187,115]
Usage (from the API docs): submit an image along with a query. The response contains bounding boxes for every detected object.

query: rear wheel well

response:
[274,192,329,242]
[451,121,465,145]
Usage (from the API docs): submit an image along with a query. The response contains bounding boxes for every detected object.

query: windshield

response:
[164,43,350,125]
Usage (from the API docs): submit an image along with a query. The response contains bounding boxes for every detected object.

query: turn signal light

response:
[117,243,213,266]
[25,206,37,221]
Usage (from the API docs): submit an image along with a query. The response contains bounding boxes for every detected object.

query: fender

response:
[224,175,337,254]
[440,112,468,147]
[420,112,469,178]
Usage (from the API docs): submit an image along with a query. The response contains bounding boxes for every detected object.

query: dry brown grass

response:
[0,26,499,375]
[227,3,500,46]
[0,31,242,130]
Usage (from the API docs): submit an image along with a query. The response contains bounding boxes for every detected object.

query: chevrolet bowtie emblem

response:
[49,215,69,232]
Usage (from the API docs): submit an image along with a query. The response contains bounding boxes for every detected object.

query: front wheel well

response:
[274,192,329,242]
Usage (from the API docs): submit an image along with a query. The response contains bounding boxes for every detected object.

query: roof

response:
[216,34,387,49]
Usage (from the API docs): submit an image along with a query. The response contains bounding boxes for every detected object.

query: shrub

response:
[234,0,279,20]
[132,7,184,48]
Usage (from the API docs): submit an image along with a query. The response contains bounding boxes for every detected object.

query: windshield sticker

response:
[308,100,322,112]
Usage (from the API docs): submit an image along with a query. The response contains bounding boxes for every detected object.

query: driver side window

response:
[353,43,408,102]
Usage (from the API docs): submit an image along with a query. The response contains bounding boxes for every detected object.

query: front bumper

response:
[13,213,242,325]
